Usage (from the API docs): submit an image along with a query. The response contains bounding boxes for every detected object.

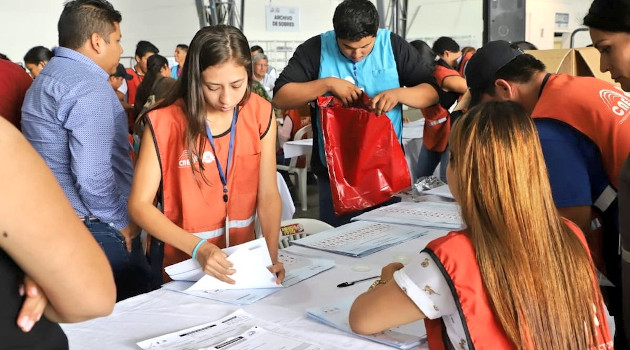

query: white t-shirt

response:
[393,252,471,350]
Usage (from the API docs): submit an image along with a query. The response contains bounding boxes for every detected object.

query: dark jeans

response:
[317,175,401,227]
[83,219,151,301]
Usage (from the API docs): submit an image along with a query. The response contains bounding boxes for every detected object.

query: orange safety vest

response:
[420,65,459,152]
[532,74,630,189]
[146,94,272,272]
[458,51,473,78]
[423,219,613,350]
[126,68,143,105]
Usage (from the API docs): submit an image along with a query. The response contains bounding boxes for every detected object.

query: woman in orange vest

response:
[349,101,612,349]
[128,25,284,285]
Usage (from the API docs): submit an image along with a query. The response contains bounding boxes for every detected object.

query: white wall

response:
[0,0,599,70]
[526,0,593,49]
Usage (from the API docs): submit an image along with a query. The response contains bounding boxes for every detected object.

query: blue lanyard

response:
[205,108,237,203]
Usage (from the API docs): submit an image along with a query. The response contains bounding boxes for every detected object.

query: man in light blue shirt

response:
[21,0,150,301]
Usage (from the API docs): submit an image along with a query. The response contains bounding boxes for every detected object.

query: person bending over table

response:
[0,117,115,348]
[128,25,284,285]
[349,101,613,350]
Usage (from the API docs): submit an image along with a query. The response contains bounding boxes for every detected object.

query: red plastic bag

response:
[318,94,411,215]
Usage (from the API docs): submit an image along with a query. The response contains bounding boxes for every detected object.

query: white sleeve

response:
[393,252,458,319]
[118,79,128,95]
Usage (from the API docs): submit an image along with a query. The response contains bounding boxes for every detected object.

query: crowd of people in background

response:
[1,0,629,348]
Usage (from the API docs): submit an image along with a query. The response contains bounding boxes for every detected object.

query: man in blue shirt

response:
[21,0,150,301]
[273,0,441,226]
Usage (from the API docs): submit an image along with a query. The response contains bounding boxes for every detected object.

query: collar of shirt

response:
[54,46,109,81]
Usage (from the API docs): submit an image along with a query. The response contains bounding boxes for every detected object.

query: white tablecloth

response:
[283,138,313,158]
[61,230,445,349]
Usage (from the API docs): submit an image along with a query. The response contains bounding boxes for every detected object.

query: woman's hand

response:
[269,261,285,284]
[17,275,47,332]
[195,242,235,284]
[380,262,404,282]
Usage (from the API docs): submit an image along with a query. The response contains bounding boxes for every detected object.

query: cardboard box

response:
[526,47,617,85]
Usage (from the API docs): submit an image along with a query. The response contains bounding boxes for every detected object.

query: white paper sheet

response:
[306,298,426,350]
[187,238,281,291]
[352,201,463,229]
[289,221,434,257]
[162,251,335,305]
[421,184,455,200]
[137,309,341,350]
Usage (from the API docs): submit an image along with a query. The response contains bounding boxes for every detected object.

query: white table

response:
[282,138,313,159]
[62,229,445,349]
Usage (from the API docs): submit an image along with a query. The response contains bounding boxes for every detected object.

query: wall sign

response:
[266,6,300,32]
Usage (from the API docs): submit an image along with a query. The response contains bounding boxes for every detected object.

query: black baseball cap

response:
[465,40,523,105]
[111,63,132,80]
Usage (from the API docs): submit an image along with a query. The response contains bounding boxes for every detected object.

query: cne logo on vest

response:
[178,150,215,168]
[599,89,630,124]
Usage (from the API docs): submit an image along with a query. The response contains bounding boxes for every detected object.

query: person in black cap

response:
[465,39,630,348]
[109,63,133,112]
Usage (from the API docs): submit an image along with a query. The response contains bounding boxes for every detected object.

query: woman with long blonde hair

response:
[349,101,613,349]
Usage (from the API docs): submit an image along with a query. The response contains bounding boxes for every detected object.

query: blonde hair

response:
[449,101,604,349]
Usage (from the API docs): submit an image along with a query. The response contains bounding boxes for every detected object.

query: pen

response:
[337,275,380,288]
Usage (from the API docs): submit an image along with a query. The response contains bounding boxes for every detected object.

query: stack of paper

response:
[306,298,426,350]
[352,201,463,229]
[163,246,335,305]
[421,184,455,200]
[289,221,432,257]
[137,309,342,350]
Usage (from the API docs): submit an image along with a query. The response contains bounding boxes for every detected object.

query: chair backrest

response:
[288,124,313,168]
[278,218,332,249]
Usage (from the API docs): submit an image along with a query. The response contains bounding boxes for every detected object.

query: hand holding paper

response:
[186,238,282,291]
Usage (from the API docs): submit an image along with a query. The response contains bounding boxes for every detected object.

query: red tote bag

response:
[318,94,411,215]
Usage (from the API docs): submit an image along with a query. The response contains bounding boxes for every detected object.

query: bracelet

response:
[191,239,206,260]
[369,279,388,290]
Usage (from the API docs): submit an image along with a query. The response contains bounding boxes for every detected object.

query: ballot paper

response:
[188,239,280,291]
[162,250,335,305]
[421,184,455,200]
[165,238,279,290]
[352,201,463,229]
[306,298,426,350]
[137,309,342,350]
[289,221,433,257]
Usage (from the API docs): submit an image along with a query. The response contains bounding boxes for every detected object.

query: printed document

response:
[307,298,426,350]
[289,221,432,257]
[352,201,463,229]
[137,309,340,350]
[162,250,335,305]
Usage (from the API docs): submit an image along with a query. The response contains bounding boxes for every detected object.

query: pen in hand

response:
[336,275,380,288]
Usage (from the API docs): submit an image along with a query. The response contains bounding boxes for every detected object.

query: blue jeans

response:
[317,176,401,227]
[83,219,151,301]
[416,143,449,183]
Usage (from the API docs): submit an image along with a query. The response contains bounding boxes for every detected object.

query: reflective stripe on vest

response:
[594,185,617,213]
[192,215,256,240]
[427,117,448,126]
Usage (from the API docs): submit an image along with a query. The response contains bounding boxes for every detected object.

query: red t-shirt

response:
[0,60,32,129]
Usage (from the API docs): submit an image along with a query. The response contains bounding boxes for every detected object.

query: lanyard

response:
[204,108,238,203]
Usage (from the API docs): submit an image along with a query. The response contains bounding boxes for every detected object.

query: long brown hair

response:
[152,25,252,182]
[449,101,604,349]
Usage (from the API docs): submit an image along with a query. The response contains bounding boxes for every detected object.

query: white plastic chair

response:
[277,124,313,211]
[278,218,333,249]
